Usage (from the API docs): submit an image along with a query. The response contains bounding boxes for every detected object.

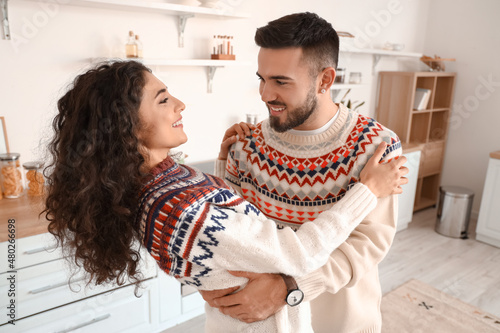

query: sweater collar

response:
[148,156,178,178]
[263,103,350,145]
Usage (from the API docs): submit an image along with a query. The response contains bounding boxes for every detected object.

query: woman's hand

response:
[218,122,255,160]
[359,142,409,198]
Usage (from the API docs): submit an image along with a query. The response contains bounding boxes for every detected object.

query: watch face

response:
[286,289,304,307]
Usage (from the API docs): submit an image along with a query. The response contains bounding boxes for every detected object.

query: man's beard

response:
[268,87,318,133]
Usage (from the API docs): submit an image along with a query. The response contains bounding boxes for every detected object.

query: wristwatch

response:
[280,274,304,307]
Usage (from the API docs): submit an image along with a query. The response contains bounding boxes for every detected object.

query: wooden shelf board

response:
[412,109,432,113]
[414,197,436,211]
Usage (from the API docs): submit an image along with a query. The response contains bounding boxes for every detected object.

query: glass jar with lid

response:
[0,153,24,198]
[23,161,45,197]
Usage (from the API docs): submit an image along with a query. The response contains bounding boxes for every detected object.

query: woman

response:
[44,61,406,332]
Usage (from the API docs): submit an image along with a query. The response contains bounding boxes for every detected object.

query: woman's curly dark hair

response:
[44,61,152,288]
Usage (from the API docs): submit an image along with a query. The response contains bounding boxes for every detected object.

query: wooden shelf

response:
[377,71,456,212]
[414,197,436,211]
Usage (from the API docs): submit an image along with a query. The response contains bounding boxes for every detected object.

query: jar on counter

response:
[23,161,45,197]
[0,153,24,198]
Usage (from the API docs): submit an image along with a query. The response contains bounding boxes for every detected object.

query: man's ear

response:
[319,67,336,91]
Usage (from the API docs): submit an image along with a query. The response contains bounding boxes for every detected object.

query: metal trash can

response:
[435,186,474,239]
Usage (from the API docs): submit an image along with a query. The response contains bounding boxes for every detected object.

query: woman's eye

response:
[160,98,169,104]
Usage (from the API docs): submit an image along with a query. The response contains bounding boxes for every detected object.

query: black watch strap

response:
[280,273,298,290]
[280,274,304,307]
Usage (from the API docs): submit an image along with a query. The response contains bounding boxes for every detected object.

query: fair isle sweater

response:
[138,156,377,333]
[216,104,402,333]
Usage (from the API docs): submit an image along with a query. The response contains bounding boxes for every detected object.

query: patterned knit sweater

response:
[138,155,377,332]
[216,104,402,333]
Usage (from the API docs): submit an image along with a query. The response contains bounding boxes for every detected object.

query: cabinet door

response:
[3,280,158,333]
[0,233,62,274]
[476,158,500,247]
[397,151,421,231]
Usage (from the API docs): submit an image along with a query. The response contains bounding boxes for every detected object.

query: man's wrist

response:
[280,274,304,307]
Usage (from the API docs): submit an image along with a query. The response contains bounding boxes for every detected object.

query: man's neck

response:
[292,99,339,131]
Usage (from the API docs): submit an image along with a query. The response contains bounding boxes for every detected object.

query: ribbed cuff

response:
[333,182,377,225]
[296,271,327,302]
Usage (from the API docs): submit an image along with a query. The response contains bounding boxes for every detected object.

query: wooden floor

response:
[162,207,500,333]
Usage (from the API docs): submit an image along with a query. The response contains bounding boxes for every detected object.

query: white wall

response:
[0,0,429,165]
[12,0,498,213]
[423,0,500,213]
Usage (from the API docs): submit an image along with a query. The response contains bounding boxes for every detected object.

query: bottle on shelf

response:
[211,34,235,60]
[135,35,143,58]
[126,30,138,58]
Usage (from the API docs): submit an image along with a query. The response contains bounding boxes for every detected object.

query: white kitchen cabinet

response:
[476,154,500,248]
[6,280,159,333]
[0,229,205,332]
[397,150,421,231]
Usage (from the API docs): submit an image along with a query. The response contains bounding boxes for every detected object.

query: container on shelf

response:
[349,72,362,84]
[0,153,24,198]
[126,30,138,58]
[334,68,346,83]
[23,161,45,197]
[246,114,258,125]
[135,35,143,58]
[211,35,235,60]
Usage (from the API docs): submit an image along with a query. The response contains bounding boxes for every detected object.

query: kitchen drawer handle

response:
[54,313,111,333]
[24,244,58,255]
[29,277,85,294]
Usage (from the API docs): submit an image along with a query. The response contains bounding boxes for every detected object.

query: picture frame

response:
[0,116,10,154]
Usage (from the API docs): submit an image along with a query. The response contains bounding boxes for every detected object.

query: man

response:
[203,12,404,333]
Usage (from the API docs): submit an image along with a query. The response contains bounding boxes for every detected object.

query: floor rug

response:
[381,279,500,332]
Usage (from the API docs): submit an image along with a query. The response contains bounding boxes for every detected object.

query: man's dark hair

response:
[255,12,339,75]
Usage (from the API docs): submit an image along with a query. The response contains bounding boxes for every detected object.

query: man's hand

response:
[218,122,255,160]
[199,271,287,323]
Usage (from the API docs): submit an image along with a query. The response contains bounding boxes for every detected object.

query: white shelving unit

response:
[2,0,249,46]
[340,46,422,73]
[331,83,364,90]
[92,57,252,93]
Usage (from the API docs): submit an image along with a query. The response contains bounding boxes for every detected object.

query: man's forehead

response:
[258,47,307,78]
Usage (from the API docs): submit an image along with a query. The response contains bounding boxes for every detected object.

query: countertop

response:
[0,195,48,242]
[490,151,500,160]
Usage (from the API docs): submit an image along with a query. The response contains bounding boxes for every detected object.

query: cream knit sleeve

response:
[172,183,377,278]
[296,134,402,300]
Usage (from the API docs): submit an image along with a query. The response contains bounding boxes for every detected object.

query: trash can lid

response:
[440,186,475,198]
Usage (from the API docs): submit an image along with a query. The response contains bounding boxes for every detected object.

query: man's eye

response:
[160,98,168,104]
[276,80,286,86]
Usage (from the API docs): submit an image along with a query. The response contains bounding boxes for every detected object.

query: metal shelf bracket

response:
[1,0,10,40]
[207,66,217,93]
[178,14,194,48]
[372,54,382,74]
